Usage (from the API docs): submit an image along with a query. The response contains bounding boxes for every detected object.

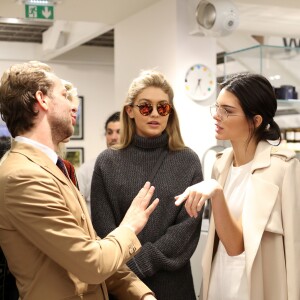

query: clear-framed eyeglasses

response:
[210,104,241,121]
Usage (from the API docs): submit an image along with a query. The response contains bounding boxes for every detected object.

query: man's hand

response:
[120,182,159,235]
[141,293,157,300]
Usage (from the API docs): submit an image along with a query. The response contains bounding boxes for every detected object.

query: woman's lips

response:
[147,121,160,127]
[215,123,223,133]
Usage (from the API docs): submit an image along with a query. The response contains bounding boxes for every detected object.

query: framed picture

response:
[71,95,84,140]
[65,147,84,168]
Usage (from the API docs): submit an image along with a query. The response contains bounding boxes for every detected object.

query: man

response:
[0,61,158,300]
[77,112,120,214]
[105,112,120,147]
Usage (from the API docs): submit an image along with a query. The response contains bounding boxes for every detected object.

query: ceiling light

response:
[16,0,62,5]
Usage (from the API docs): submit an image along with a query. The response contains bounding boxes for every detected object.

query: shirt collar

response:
[14,136,58,164]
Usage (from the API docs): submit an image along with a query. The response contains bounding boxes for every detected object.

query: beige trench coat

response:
[201,141,300,300]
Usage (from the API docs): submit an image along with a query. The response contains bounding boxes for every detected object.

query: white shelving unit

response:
[223,45,300,157]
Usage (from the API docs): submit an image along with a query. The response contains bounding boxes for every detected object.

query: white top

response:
[207,160,252,300]
[76,158,96,215]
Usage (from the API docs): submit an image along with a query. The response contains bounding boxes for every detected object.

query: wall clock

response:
[184,64,216,101]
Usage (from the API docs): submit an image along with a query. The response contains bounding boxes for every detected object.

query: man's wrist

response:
[141,292,155,300]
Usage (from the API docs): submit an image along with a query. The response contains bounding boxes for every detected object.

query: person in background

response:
[0,136,19,300]
[0,61,159,300]
[105,111,121,147]
[77,111,120,214]
[175,73,300,300]
[91,70,203,300]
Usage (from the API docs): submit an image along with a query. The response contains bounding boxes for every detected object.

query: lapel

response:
[242,141,279,281]
[11,141,96,239]
[202,147,233,299]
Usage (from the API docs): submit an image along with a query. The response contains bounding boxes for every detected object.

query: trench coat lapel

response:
[242,142,279,283]
[202,147,233,300]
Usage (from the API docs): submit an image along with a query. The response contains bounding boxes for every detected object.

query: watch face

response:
[185,64,216,101]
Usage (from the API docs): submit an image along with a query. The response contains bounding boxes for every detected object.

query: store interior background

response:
[1,0,300,297]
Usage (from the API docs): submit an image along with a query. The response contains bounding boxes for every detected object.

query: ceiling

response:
[0,0,299,52]
[0,0,162,49]
[0,17,114,47]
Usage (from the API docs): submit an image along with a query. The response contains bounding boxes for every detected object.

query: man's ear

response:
[35,91,48,111]
[254,115,263,128]
[125,105,134,119]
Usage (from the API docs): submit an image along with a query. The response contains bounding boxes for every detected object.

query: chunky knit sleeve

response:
[91,152,118,237]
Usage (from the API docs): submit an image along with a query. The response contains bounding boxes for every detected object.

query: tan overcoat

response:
[0,141,152,300]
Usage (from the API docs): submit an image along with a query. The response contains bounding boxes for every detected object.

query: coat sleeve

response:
[281,157,300,299]
[127,159,204,278]
[4,168,141,285]
[106,264,154,300]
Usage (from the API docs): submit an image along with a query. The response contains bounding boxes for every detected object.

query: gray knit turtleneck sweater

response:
[91,132,203,300]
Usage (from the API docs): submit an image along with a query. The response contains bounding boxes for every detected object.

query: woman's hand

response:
[175,179,222,218]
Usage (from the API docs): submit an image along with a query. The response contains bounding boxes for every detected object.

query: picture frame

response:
[71,95,84,140]
[65,147,84,168]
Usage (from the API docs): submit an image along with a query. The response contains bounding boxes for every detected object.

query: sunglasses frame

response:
[133,102,172,116]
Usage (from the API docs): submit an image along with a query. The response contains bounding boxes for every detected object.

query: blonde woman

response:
[91,70,203,300]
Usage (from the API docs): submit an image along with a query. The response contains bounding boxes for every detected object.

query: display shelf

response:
[223,45,300,114]
[277,99,300,114]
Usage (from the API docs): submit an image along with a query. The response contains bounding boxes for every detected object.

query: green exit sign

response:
[25,4,54,20]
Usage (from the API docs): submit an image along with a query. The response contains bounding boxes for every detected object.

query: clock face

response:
[184,64,216,101]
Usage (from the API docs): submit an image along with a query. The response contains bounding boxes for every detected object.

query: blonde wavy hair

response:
[116,70,186,151]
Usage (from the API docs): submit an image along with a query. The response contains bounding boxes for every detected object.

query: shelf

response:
[223,45,300,100]
[277,99,300,114]
[277,99,300,105]
[281,141,300,152]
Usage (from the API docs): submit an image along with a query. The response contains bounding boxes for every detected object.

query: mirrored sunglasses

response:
[134,103,172,116]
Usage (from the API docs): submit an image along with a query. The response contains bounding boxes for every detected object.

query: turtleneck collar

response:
[133,131,168,149]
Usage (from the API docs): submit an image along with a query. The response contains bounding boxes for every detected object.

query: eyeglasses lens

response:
[210,105,216,117]
[210,105,227,120]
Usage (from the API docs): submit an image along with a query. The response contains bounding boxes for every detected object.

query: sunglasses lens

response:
[138,104,152,116]
[157,103,171,116]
